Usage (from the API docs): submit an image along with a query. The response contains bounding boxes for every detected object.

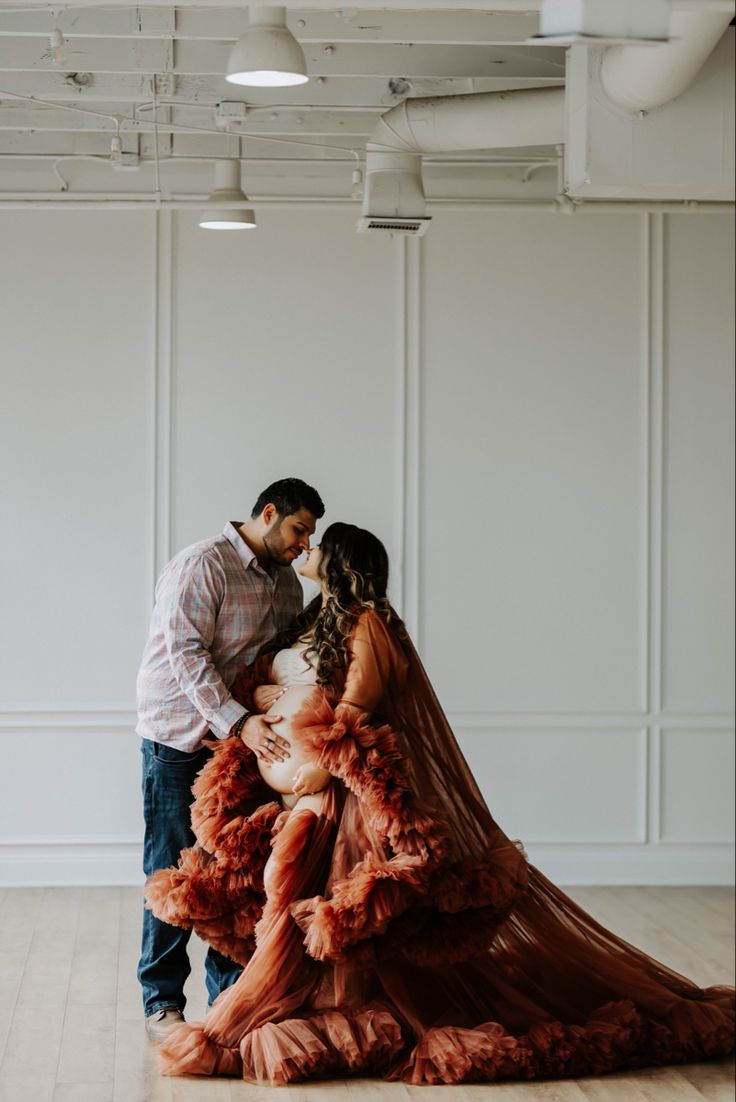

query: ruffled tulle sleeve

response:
[340,609,407,711]
[291,612,432,850]
[283,614,452,962]
[286,610,529,966]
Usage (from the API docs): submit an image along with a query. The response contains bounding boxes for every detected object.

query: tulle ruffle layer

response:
[160,1007,405,1083]
[145,696,529,969]
[159,989,734,1085]
[144,737,280,964]
[146,659,735,1088]
[398,990,735,1084]
[287,693,529,965]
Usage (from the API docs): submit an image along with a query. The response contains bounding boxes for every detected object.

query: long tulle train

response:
[158,826,734,1085]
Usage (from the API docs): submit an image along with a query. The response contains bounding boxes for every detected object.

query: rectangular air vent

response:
[357,217,432,236]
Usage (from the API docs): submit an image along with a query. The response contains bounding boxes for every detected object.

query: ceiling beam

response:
[0,72,155,102]
[0,10,542,44]
[0,0,731,10]
[0,37,172,73]
[0,38,564,78]
[0,104,381,134]
[0,0,537,9]
[0,73,563,107]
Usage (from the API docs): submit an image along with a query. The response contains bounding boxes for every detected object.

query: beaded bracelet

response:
[231,713,248,739]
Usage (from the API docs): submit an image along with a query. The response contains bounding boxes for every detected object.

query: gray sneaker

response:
[145,1007,185,1043]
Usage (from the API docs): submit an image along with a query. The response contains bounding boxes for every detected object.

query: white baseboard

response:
[0,842,144,887]
[0,841,733,888]
[526,844,736,885]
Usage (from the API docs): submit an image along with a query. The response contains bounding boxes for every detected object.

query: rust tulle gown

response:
[145,610,735,1085]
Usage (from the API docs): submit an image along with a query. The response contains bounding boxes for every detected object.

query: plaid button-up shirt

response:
[136,522,303,752]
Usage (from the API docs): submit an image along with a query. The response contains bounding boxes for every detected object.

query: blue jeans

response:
[137,738,242,1016]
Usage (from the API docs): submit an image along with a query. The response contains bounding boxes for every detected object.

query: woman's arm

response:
[253,683,286,712]
[292,611,408,794]
[285,611,408,801]
[339,608,405,714]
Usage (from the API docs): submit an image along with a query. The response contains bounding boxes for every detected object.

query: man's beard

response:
[263,519,293,566]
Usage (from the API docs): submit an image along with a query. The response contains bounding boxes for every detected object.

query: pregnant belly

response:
[257,684,323,795]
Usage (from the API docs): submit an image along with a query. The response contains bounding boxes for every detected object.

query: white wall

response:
[0,205,733,885]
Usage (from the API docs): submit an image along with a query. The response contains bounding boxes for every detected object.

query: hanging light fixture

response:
[226,6,309,88]
[199,160,256,230]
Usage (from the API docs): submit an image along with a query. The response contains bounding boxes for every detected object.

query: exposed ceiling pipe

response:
[367,87,566,156]
[362,86,565,230]
[360,9,732,233]
[0,197,731,212]
[599,8,734,112]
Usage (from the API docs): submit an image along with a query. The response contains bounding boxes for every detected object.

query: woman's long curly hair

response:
[277,522,405,687]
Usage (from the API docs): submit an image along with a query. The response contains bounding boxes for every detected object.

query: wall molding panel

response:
[658,728,736,845]
[397,234,424,645]
[645,214,665,719]
[152,207,174,589]
[0,710,136,728]
[0,207,733,887]
[454,726,649,846]
[2,842,732,889]
[1,709,732,730]
[446,712,735,728]
[522,844,735,886]
[659,214,736,715]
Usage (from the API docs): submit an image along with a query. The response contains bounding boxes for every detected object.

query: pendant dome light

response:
[199,160,256,230]
[226,5,309,88]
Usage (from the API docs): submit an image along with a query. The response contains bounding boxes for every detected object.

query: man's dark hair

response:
[251,478,324,521]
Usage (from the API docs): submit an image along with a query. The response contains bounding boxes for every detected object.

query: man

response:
[136,477,324,1041]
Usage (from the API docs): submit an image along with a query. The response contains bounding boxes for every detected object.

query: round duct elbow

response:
[599,10,732,113]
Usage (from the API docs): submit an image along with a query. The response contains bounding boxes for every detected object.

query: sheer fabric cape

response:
[144,610,735,1085]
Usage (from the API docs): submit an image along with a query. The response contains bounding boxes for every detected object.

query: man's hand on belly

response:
[241,714,291,764]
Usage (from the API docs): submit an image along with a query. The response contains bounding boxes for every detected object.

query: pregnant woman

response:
[145,523,735,1086]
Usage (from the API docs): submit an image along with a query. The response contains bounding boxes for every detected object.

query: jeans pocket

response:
[153,743,204,766]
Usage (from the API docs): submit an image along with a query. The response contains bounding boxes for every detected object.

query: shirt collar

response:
[223,521,260,572]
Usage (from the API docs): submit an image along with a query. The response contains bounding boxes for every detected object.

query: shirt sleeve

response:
[161,553,246,738]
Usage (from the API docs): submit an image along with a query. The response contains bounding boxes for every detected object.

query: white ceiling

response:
[0,2,731,199]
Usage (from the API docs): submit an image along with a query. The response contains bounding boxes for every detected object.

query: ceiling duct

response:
[360,87,565,234]
[599,9,733,112]
[359,8,733,232]
[533,0,671,45]
[567,13,734,199]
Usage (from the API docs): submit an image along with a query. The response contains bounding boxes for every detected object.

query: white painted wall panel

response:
[0,207,733,886]
[662,214,736,715]
[421,212,645,714]
[171,210,400,577]
[0,213,154,707]
[0,728,141,841]
[660,729,736,843]
[456,727,646,844]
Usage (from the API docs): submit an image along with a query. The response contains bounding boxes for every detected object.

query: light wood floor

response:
[0,885,733,1102]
